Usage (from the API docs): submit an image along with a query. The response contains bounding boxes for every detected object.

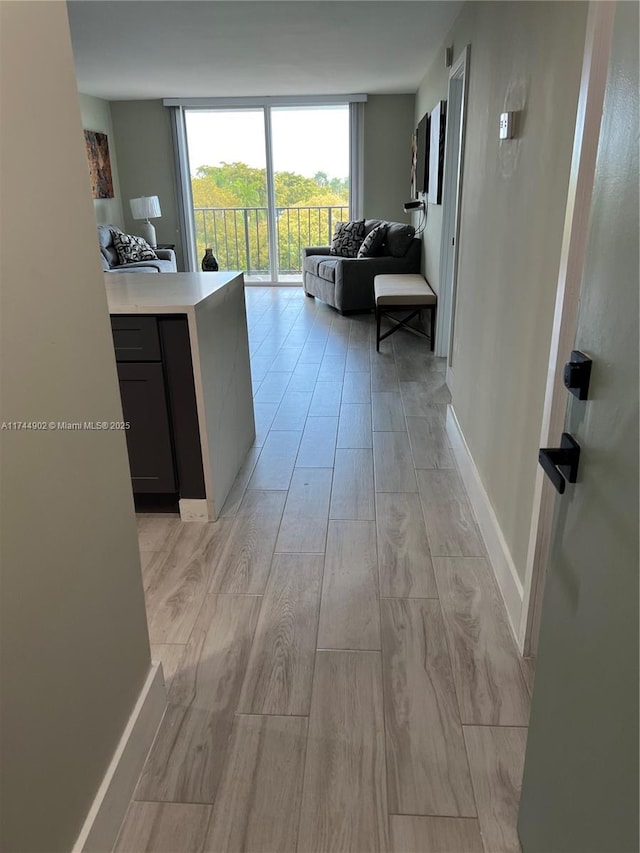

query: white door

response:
[517,3,638,850]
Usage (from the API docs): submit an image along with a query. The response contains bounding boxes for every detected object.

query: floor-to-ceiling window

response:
[270,106,349,283]
[185,109,271,279]
[170,97,363,282]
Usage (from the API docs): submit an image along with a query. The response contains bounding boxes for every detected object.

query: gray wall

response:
[110,100,185,269]
[416,0,588,584]
[362,94,414,223]
[78,92,125,228]
[414,8,475,291]
[0,4,152,850]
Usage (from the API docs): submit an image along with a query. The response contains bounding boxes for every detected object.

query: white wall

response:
[78,92,125,228]
[0,4,152,851]
[362,94,414,223]
[415,0,588,585]
[111,100,186,269]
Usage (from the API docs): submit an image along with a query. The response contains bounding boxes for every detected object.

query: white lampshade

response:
[129,195,161,220]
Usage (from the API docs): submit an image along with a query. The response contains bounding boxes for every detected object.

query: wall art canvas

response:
[84,130,114,199]
[410,132,417,199]
[427,100,447,205]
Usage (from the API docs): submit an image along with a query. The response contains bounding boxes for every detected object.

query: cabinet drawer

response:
[111,316,161,361]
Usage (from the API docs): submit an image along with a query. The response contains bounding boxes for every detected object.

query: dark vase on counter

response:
[201,248,219,271]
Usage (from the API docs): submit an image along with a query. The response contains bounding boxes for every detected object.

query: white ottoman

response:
[374,273,437,351]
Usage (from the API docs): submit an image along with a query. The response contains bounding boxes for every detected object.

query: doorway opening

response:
[436,46,470,378]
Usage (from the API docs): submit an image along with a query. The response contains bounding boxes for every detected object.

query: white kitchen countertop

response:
[105,271,243,314]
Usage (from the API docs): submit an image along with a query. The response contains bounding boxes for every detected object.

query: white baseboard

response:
[72,662,167,853]
[446,405,525,650]
[179,498,212,522]
[446,365,455,391]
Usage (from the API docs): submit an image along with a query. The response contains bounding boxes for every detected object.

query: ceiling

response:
[67,1,463,100]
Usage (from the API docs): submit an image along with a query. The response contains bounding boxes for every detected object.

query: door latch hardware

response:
[563,351,592,400]
[539,433,581,495]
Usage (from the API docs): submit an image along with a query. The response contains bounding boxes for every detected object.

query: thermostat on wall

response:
[500,111,516,140]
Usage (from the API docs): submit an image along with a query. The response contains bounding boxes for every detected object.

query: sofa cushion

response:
[112,231,158,265]
[304,254,334,277]
[97,224,119,267]
[317,258,341,283]
[330,219,365,257]
[103,246,119,267]
[358,224,387,258]
[97,224,119,250]
[108,266,160,274]
[146,258,175,273]
[385,223,416,258]
[117,259,168,272]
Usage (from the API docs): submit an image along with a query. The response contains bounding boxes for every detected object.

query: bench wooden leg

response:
[376,306,381,352]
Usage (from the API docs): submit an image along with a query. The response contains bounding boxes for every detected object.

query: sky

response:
[185,106,350,180]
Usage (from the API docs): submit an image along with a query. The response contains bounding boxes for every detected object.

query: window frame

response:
[167,95,367,278]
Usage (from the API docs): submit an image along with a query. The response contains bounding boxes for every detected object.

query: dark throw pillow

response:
[357,224,387,258]
[385,223,416,257]
[330,219,365,257]
[112,231,158,265]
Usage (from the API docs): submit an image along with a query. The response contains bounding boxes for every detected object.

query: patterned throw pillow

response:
[111,231,158,265]
[357,224,387,258]
[330,219,365,257]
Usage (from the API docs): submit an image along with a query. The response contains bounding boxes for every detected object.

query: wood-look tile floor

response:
[118,287,535,853]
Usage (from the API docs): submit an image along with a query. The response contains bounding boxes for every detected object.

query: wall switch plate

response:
[499,111,515,139]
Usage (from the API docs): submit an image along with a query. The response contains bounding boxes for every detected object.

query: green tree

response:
[190,162,349,273]
[194,162,267,207]
[274,171,319,207]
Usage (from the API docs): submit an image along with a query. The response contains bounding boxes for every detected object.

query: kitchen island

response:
[106,271,255,521]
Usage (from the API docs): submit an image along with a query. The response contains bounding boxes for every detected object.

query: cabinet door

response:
[117,362,176,493]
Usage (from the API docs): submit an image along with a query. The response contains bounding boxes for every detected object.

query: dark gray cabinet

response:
[111,316,161,362]
[117,362,176,493]
[111,314,205,499]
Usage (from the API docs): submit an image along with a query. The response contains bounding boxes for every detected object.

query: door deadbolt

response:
[563,351,592,400]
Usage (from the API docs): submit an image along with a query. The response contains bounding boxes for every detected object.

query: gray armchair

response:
[302,220,421,313]
[98,225,177,274]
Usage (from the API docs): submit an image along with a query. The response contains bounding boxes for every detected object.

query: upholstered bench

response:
[374,273,437,352]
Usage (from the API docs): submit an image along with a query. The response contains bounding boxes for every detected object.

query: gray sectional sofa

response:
[302,219,421,313]
[98,225,177,274]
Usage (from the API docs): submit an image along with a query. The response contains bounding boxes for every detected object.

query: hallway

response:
[121,286,533,853]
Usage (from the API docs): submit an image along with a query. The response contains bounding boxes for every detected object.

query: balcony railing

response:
[193,205,349,276]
